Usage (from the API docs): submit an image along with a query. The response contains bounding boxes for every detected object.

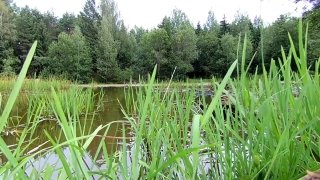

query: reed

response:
[118,19,320,179]
[0,18,319,179]
[0,74,72,93]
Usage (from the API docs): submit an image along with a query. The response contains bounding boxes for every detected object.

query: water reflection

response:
[0,87,132,170]
[0,86,228,179]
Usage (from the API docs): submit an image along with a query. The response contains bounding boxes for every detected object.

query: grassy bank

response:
[0,75,73,93]
[0,19,319,179]
[77,82,212,88]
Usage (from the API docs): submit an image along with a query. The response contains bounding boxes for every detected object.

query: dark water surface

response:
[0,85,217,179]
[0,87,133,178]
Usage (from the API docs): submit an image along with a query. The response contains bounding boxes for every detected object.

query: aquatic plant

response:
[119,19,320,179]
[0,18,319,179]
[0,75,72,93]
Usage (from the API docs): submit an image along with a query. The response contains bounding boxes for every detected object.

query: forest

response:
[0,0,319,83]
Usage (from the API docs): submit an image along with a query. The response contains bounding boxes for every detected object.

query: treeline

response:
[0,0,319,83]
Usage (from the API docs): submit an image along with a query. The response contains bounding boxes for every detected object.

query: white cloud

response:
[13,0,309,29]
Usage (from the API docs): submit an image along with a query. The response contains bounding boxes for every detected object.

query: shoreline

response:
[77,82,213,88]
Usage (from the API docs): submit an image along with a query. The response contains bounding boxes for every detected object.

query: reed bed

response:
[0,44,107,179]
[0,19,319,180]
[0,75,72,93]
[118,20,320,180]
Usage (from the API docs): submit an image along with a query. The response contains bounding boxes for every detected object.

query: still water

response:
[0,86,217,179]
[0,87,132,178]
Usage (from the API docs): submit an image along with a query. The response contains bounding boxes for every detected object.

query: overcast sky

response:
[13,0,310,29]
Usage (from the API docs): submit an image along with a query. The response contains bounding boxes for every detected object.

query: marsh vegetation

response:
[0,19,319,180]
[0,0,320,179]
[1,0,320,84]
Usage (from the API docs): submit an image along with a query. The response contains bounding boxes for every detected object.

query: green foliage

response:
[41,11,59,46]
[57,12,77,34]
[116,23,136,70]
[131,26,147,44]
[172,24,199,79]
[216,33,238,75]
[133,31,156,79]
[263,15,299,71]
[170,8,192,29]
[219,14,231,36]
[14,7,58,76]
[229,11,252,37]
[194,30,219,77]
[0,0,17,74]
[78,0,101,73]
[1,55,19,76]
[0,0,319,84]
[0,41,37,180]
[304,7,320,67]
[45,26,92,83]
[204,9,219,32]
[146,28,171,78]
[0,75,72,92]
[0,41,106,179]
[1,11,320,179]
[118,19,320,179]
[96,16,121,82]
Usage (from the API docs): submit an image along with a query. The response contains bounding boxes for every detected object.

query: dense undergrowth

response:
[0,19,319,179]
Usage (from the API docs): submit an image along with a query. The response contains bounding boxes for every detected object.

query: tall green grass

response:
[0,75,72,93]
[0,42,116,179]
[0,18,319,180]
[118,19,320,179]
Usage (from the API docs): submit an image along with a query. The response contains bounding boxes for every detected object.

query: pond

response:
[0,83,307,179]
[0,87,134,178]
[0,84,218,178]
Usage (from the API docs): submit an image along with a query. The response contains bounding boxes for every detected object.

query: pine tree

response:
[219,14,230,36]
[78,0,101,72]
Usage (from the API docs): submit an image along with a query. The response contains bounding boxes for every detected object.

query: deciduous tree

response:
[45,26,92,83]
[96,16,120,82]
[0,0,18,74]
